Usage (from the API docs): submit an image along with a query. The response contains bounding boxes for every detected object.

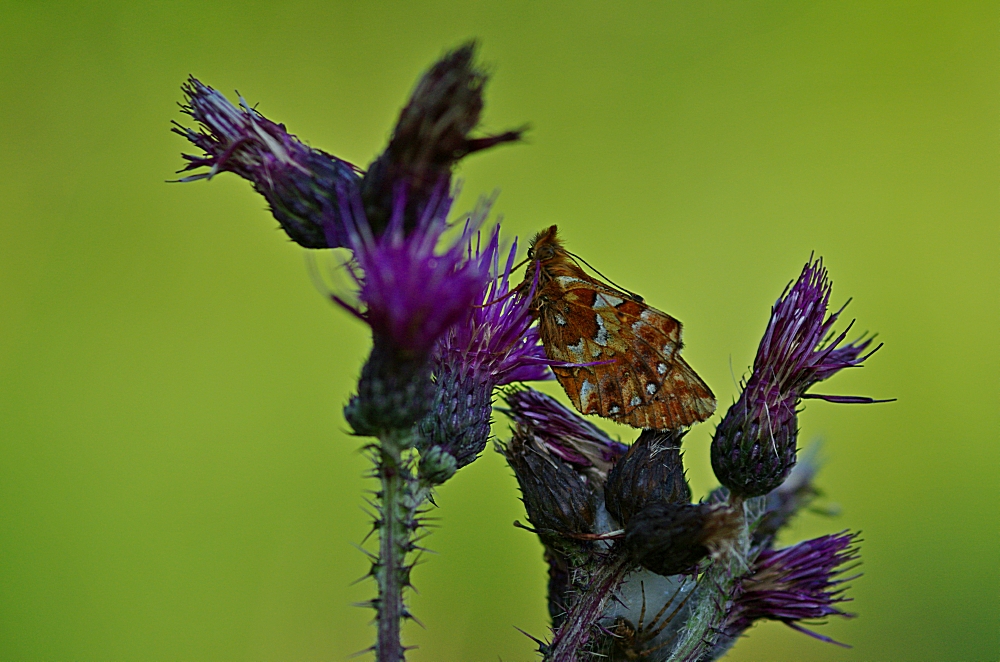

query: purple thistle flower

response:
[417,225,556,481]
[501,387,628,482]
[724,531,861,647]
[711,256,887,497]
[437,227,553,386]
[333,184,488,357]
[173,77,361,249]
[750,257,881,403]
[338,184,491,437]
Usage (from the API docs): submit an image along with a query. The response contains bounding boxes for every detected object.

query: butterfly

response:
[519,225,715,430]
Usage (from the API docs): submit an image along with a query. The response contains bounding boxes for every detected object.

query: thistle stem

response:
[373,431,430,662]
[376,441,405,661]
[547,550,631,662]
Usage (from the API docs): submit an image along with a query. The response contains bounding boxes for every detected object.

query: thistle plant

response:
[175,43,535,660]
[501,259,887,661]
[173,42,888,661]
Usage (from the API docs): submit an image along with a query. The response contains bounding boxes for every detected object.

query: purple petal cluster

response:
[750,256,881,406]
[725,531,861,646]
[436,227,553,385]
[332,184,489,358]
[174,77,360,249]
[502,387,627,480]
[337,185,492,437]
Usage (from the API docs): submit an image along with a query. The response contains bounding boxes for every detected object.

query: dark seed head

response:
[604,429,691,527]
[624,502,741,576]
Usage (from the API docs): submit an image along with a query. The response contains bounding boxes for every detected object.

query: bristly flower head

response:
[436,227,553,386]
[501,387,628,483]
[338,183,491,437]
[722,531,861,647]
[604,429,691,527]
[623,501,742,577]
[417,227,555,482]
[711,256,886,497]
[361,41,525,237]
[174,77,361,249]
[332,184,488,356]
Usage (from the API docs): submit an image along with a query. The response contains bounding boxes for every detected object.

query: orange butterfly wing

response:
[537,275,716,430]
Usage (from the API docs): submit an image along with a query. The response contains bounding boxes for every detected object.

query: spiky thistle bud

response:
[624,502,741,576]
[604,429,691,527]
[361,41,524,237]
[501,425,596,552]
[711,256,886,497]
[417,228,554,482]
[500,387,628,484]
[174,77,361,249]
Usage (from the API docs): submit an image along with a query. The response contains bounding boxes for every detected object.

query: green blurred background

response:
[0,2,996,660]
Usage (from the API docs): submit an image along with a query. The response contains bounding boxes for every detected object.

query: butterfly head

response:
[527,224,565,263]
[520,225,574,299]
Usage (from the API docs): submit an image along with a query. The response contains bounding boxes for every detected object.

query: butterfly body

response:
[523,225,715,430]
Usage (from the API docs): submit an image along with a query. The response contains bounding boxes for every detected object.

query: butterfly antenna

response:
[567,251,644,302]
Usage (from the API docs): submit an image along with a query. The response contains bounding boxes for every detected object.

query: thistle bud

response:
[417,444,458,485]
[344,336,435,439]
[604,429,691,527]
[361,42,524,236]
[501,387,627,484]
[416,234,554,484]
[711,398,799,499]
[711,257,886,497]
[502,428,595,549]
[624,502,741,576]
[417,364,492,481]
[174,77,361,249]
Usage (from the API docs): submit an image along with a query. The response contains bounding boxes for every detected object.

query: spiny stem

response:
[372,431,434,662]
[376,439,406,662]
[546,549,631,662]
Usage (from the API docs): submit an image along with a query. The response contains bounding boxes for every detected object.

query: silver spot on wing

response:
[594,292,624,309]
[595,315,609,346]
